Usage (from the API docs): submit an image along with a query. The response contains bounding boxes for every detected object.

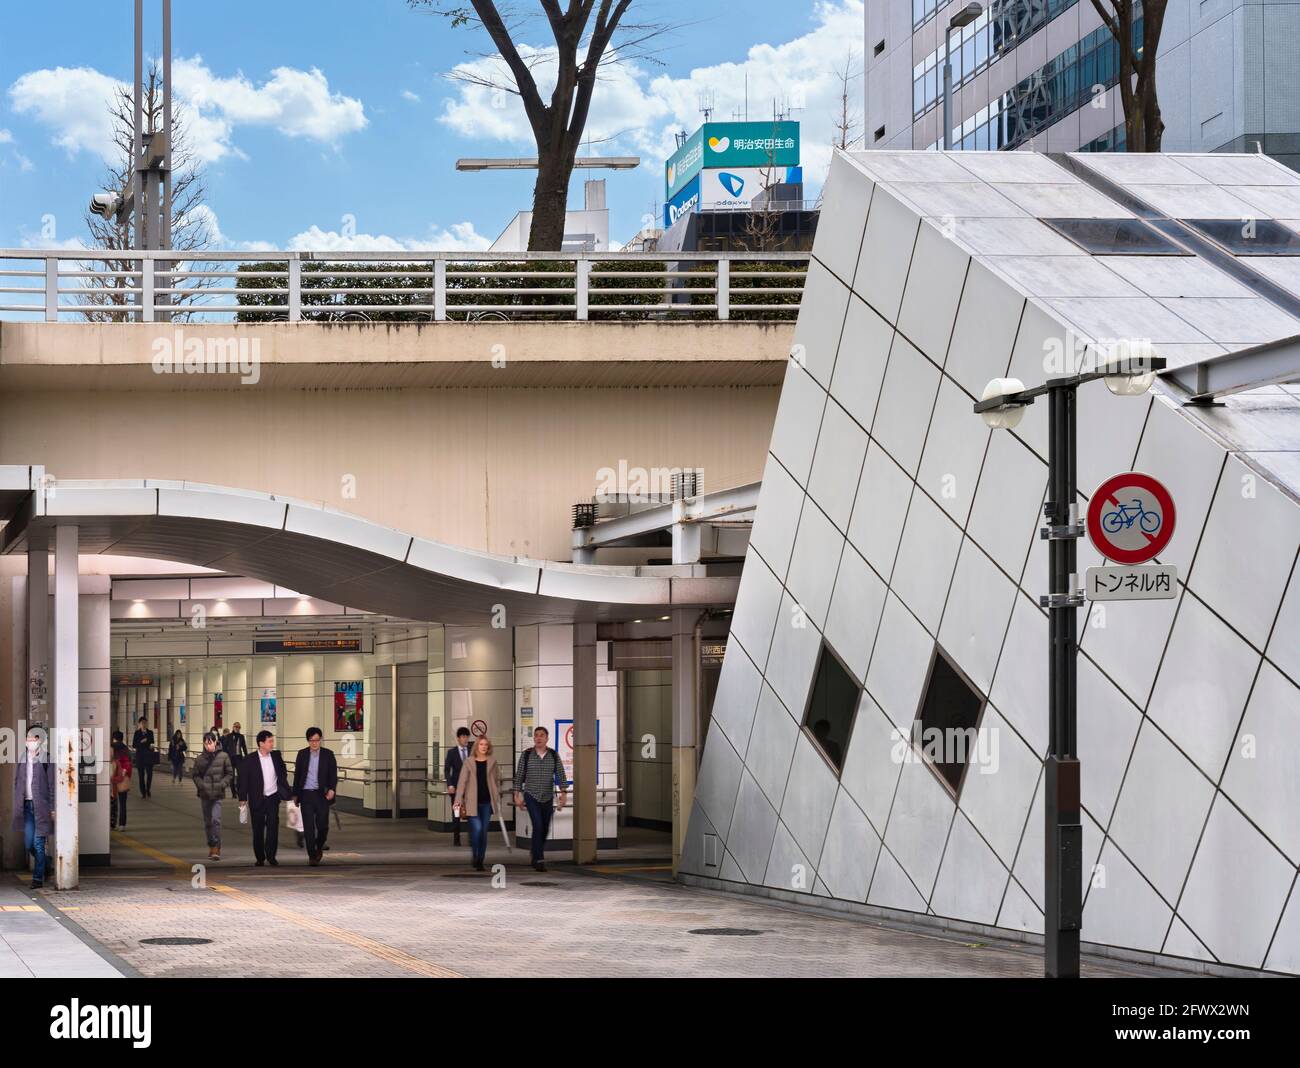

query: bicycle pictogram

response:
[1101,498,1161,536]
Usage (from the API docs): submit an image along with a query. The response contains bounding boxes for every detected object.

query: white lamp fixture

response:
[979,377,1027,429]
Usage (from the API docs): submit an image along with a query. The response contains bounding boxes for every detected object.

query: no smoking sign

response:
[1086,472,1175,565]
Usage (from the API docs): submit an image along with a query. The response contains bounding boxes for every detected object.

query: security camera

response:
[89,192,124,220]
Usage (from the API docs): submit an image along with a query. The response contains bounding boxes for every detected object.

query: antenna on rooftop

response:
[698,89,716,124]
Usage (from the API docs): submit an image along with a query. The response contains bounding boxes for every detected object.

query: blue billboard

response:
[664,175,701,228]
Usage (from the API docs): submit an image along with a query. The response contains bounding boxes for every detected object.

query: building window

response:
[913,645,986,796]
[802,643,860,773]
[874,125,886,142]
[874,39,886,57]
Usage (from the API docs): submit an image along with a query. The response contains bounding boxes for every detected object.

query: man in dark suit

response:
[132,717,156,799]
[224,722,249,798]
[292,727,338,866]
[238,730,291,866]
[443,727,472,846]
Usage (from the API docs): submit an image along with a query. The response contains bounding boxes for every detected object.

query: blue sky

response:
[0,0,864,251]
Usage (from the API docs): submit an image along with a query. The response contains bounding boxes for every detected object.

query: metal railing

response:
[0,249,808,324]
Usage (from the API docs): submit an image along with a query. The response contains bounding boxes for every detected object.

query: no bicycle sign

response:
[1086,471,1175,565]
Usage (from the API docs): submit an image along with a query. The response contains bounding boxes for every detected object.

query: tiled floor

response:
[27,777,1150,978]
[0,884,123,978]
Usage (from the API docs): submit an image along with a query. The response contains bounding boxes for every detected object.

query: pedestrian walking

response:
[168,729,188,783]
[132,716,156,798]
[109,738,133,830]
[191,732,233,860]
[12,728,55,888]
[443,727,471,846]
[455,736,502,871]
[238,730,291,866]
[513,726,567,872]
[292,727,338,866]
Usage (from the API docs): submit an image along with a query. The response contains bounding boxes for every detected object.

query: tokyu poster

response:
[334,680,364,732]
[260,688,277,725]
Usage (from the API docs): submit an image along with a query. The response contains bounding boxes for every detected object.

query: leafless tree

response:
[831,50,862,152]
[1090,0,1168,151]
[79,63,214,320]
[410,1,669,251]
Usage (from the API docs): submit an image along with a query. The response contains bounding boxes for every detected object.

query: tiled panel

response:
[693,725,744,841]
[728,549,784,670]
[930,812,1010,925]
[726,770,781,883]
[870,334,942,478]
[966,429,1046,582]
[746,684,801,806]
[816,789,881,902]
[956,704,1041,866]
[1108,723,1216,903]
[854,185,921,324]
[1265,883,1300,974]
[830,295,894,433]
[1220,662,1300,865]
[780,734,841,865]
[865,594,934,732]
[1155,297,1300,347]
[866,845,929,913]
[749,453,806,582]
[891,489,963,635]
[1268,564,1300,686]
[1076,653,1142,827]
[793,260,852,389]
[847,445,914,578]
[1074,389,1150,506]
[1082,841,1174,954]
[1097,255,1251,299]
[823,543,888,685]
[814,152,873,286]
[766,362,828,486]
[1163,919,1215,965]
[938,539,1018,696]
[1189,456,1300,651]
[785,500,845,631]
[1077,583,1180,709]
[763,821,814,894]
[882,758,956,900]
[708,642,763,756]
[806,399,869,533]
[943,258,1025,398]
[1177,796,1296,969]
[764,592,824,721]
[986,253,1140,298]
[1147,594,1261,781]
[916,377,991,527]
[896,219,970,365]
[839,693,905,835]
[678,800,718,877]
[998,877,1044,935]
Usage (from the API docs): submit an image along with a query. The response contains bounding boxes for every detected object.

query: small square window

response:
[874,39,886,57]
[874,125,886,142]
[913,645,986,796]
[802,643,860,772]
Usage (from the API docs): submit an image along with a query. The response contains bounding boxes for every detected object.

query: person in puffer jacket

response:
[191,732,234,860]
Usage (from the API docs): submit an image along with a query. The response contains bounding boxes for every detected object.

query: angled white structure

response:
[680,149,1300,976]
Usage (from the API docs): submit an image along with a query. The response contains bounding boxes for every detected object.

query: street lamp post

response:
[975,353,1164,978]
[943,3,983,151]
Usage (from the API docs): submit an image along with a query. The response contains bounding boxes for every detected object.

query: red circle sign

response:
[564,725,574,750]
[1087,472,1175,565]
[471,719,488,738]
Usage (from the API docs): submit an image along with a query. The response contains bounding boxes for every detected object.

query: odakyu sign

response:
[664,175,701,228]
[665,120,800,200]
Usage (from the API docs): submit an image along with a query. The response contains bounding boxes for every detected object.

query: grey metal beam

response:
[1161,333,1300,403]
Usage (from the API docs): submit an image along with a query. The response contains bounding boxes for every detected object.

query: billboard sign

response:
[665,127,703,200]
[700,167,769,210]
[701,121,800,169]
[665,174,701,227]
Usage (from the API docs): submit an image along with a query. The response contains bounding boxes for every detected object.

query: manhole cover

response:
[521,880,561,887]
[687,928,764,937]
[139,937,213,946]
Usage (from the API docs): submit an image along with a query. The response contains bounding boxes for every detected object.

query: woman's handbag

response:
[114,771,130,795]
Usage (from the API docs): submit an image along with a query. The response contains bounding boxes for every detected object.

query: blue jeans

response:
[468,803,492,864]
[524,793,554,864]
[24,801,49,884]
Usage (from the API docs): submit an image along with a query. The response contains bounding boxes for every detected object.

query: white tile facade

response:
[682,150,1300,975]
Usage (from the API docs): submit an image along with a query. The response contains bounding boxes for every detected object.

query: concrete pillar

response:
[27,543,49,728]
[2,576,26,869]
[671,608,699,875]
[53,525,78,890]
[79,581,111,865]
[572,622,598,865]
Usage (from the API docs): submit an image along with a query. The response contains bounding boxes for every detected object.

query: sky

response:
[0,0,865,252]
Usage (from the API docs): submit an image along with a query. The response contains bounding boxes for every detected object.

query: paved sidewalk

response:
[0,882,123,978]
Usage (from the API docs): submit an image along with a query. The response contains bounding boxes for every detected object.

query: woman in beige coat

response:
[455,736,502,871]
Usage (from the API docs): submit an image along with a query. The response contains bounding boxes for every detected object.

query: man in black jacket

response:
[443,727,472,846]
[292,727,338,865]
[238,730,291,866]
[131,717,156,799]
[223,722,249,798]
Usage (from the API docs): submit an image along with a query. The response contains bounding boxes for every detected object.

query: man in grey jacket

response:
[191,732,234,860]
[12,728,56,888]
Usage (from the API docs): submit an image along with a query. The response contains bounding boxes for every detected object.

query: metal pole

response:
[160,0,173,320]
[1044,384,1082,977]
[942,26,954,151]
[390,662,400,821]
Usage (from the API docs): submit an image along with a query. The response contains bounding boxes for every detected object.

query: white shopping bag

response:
[286,800,303,832]
[239,803,248,825]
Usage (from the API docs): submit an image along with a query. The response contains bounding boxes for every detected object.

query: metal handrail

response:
[0,249,808,324]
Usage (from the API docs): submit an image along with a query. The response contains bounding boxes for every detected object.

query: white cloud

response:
[0,128,12,143]
[285,221,491,253]
[8,57,367,165]
[191,204,277,253]
[401,89,421,103]
[437,0,865,191]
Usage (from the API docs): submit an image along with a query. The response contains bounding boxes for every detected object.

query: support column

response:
[670,608,699,875]
[53,525,78,890]
[572,622,598,864]
[390,662,400,821]
[27,541,49,727]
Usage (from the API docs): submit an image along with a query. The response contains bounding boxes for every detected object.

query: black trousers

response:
[300,790,329,856]
[250,797,280,862]
[137,758,153,796]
